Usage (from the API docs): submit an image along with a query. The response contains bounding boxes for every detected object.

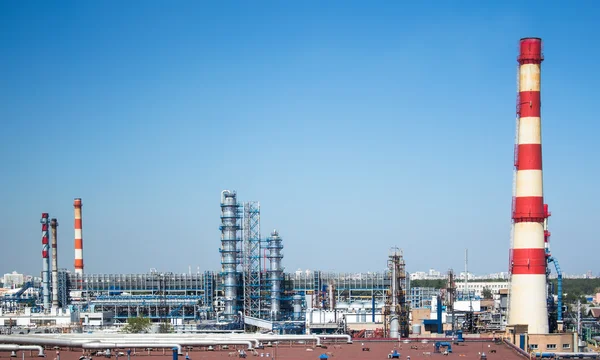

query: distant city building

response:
[3,271,24,288]
[456,281,509,297]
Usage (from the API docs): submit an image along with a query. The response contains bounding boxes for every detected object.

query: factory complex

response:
[2,38,598,359]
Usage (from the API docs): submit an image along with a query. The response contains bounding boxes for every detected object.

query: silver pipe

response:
[67,337,259,349]
[0,336,92,347]
[82,343,182,355]
[0,345,44,357]
[315,334,352,344]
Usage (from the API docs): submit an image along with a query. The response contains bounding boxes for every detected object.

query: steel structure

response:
[386,247,408,338]
[242,201,261,319]
[50,218,59,309]
[56,269,69,308]
[40,213,50,311]
[267,230,283,320]
[508,37,549,334]
[291,272,390,302]
[544,206,563,328]
[220,190,242,321]
[70,272,208,320]
[64,271,405,322]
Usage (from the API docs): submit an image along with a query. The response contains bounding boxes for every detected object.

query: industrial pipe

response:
[315,334,352,344]
[0,336,92,347]
[73,338,257,349]
[0,345,45,357]
[242,335,322,346]
[21,336,254,352]
[82,343,182,355]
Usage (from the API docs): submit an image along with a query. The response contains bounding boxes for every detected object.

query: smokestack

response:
[40,213,50,311]
[508,37,549,334]
[50,218,59,309]
[74,198,84,287]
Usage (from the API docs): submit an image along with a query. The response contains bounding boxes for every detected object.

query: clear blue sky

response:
[1,1,598,277]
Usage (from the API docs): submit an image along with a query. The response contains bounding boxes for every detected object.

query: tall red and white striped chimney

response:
[508,37,549,334]
[74,198,84,285]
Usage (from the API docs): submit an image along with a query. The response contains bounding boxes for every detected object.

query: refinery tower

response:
[508,37,549,334]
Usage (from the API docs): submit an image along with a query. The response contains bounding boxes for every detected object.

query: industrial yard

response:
[0,340,528,360]
[2,5,600,357]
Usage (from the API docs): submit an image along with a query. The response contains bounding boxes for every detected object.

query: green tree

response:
[158,322,173,333]
[122,317,151,333]
[482,287,493,300]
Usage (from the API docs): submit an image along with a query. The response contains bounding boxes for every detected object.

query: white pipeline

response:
[82,343,182,354]
[0,345,45,357]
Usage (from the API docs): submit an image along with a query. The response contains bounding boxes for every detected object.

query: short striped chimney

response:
[508,37,549,334]
[40,213,50,311]
[74,198,84,284]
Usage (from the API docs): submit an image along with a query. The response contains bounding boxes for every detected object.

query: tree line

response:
[409,278,600,304]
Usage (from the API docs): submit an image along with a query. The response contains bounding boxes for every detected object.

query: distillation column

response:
[508,37,549,334]
[267,230,283,320]
[388,248,401,338]
[50,218,59,309]
[74,198,84,289]
[220,190,240,320]
[40,213,50,311]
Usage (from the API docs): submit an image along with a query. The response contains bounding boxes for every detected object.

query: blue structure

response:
[423,295,444,334]
[434,342,452,353]
[547,256,563,322]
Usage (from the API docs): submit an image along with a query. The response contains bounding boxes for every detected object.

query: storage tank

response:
[292,295,302,320]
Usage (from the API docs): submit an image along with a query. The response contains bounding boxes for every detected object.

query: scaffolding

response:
[243,201,261,319]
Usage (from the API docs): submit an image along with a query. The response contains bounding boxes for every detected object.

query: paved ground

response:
[0,341,524,360]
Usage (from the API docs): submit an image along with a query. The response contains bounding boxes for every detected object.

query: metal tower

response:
[243,201,261,319]
[40,213,50,311]
[50,218,59,309]
[220,190,242,321]
[387,247,408,338]
[267,229,283,320]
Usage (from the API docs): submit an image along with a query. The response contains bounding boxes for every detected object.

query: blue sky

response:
[1,1,599,277]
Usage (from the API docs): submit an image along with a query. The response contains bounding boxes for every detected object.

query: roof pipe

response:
[315,334,352,344]
[82,343,182,355]
[0,345,45,357]
[40,336,258,349]
[244,335,322,347]
[0,336,92,347]
[93,340,254,351]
